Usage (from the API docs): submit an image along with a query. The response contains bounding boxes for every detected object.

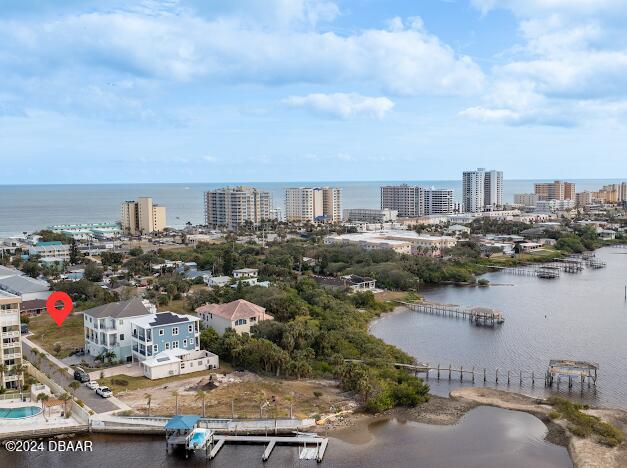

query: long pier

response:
[396,301,504,326]
[346,359,598,391]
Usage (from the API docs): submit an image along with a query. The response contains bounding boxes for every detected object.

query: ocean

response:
[0,179,622,237]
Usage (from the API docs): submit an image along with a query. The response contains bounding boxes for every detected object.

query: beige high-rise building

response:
[575,191,593,207]
[204,186,272,230]
[534,181,576,201]
[0,290,23,390]
[285,187,342,223]
[592,183,627,204]
[121,197,167,235]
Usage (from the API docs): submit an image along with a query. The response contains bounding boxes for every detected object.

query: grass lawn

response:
[28,313,84,359]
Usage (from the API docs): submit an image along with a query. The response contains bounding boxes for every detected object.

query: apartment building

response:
[462,168,503,213]
[0,290,23,390]
[324,230,457,257]
[83,298,154,363]
[131,312,200,362]
[425,188,454,214]
[593,183,627,204]
[380,185,425,217]
[514,193,539,207]
[121,197,167,235]
[575,192,593,207]
[28,241,71,262]
[484,170,504,209]
[285,187,342,223]
[343,208,398,223]
[204,186,272,230]
[534,181,576,201]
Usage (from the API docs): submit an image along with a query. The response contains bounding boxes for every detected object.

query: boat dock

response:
[163,415,329,462]
[545,360,599,388]
[488,264,560,278]
[396,301,504,326]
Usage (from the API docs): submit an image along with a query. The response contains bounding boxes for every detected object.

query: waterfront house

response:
[196,299,273,335]
[130,312,201,361]
[312,275,376,293]
[232,268,258,279]
[140,348,219,380]
[83,298,153,363]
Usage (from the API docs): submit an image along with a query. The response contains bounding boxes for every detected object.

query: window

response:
[172,341,179,349]
[153,344,158,352]
[250,316,257,323]
[119,334,124,341]
[189,362,193,367]
[165,342,170,350]
[234,319,247,326]
[172,327,179,336]
[159,329,164,336]
[188,324,193,333]
[181,363,185,369]
[183,339,187,347]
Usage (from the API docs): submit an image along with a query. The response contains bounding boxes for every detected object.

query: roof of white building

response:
[83,297,150,319]
[0,265,23,278]
[0,275,50,294]
[196,299,272,322]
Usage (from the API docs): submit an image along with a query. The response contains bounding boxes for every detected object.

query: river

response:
[0,406,571,467]
[371,247,627,409]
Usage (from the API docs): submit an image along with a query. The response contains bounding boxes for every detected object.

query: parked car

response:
[85,381,99,390]
[73,368,90,383]
[96,386,112,398]
[20,324,29,335]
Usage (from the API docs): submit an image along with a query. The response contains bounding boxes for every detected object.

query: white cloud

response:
[463,0,627,127]
[0,8,484,100]
[284,93,394,119]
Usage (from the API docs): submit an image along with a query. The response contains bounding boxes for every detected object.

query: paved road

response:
[22,339,118,413]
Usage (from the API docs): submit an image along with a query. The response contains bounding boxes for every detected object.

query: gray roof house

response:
[0,275,50,301]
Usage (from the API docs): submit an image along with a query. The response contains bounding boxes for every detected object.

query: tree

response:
[144,393,153,416]
[37,393,50,418]
[69,239,81,265]
[0,364,7,384]
[68,380,80,399]
[129,247,144,257]
[84,263,104,282]
[22,261,42,278]
[195,390,208,417]
[53,343,62,356]
[60,392,72,418]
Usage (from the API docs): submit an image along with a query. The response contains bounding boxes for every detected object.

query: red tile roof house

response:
[195,299,273,335]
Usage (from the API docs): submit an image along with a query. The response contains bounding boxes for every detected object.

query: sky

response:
[1,0,627,184]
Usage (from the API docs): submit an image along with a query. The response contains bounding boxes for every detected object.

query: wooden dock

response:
[545,360,598,388]
[488,265,560,278]
[209,434,329,462]
[396,301,504,326]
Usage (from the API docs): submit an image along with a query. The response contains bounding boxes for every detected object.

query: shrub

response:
[111,378,129,386]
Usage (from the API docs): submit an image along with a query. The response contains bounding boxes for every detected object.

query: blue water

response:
[0,179,622,236]
[0,406,42,418]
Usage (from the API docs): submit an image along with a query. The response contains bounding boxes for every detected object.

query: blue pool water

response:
[0,406,42,419]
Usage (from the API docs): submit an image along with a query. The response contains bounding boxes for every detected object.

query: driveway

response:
[22,339,119,414]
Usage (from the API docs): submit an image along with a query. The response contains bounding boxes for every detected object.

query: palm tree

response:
[59,392,72,418]
[195,390,207,418]
[36,393,49,419]
[171,390,180,415]
[68,380,80,399]
[144,393,153,416]
[14,363,26,392]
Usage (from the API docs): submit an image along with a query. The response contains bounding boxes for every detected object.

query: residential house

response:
[196,299,273,335]
[130,312,201,361]
[312,275,377,292]
[83,298,153,363]
[207,276,231,288]
[140,348,219,380]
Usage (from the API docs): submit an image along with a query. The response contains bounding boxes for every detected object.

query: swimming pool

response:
[0,406,43,419]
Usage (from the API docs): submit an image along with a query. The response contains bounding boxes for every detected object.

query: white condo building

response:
[381,185,454,217]
[463,168,503,213]
[0,290,23,390]
[285,187,342,223]
[204,186,272,230]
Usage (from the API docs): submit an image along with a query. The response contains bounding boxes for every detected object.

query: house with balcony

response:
[83,298,153,363]
[130,312,200,362]
[1,290,24,389]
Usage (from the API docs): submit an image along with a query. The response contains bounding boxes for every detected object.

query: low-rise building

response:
[312,275,377,292]
[131,312,200,361]
[232,268,258,279]
[0,290,23,390]
[207,276,231,288]
[343,208,398,223]
[0,274,50,302]
[140,348,219,380]
[196,299,273,335]
[28,241,70,262]
[324,230,457,256]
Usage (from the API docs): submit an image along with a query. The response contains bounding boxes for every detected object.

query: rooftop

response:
[196,299,272,322]
[0,275,50,294]
[83,297,151,319]
[131,311,199,329]
[165,415,200,431]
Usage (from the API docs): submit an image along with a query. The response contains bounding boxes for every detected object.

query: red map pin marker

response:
[46,291,74,327]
